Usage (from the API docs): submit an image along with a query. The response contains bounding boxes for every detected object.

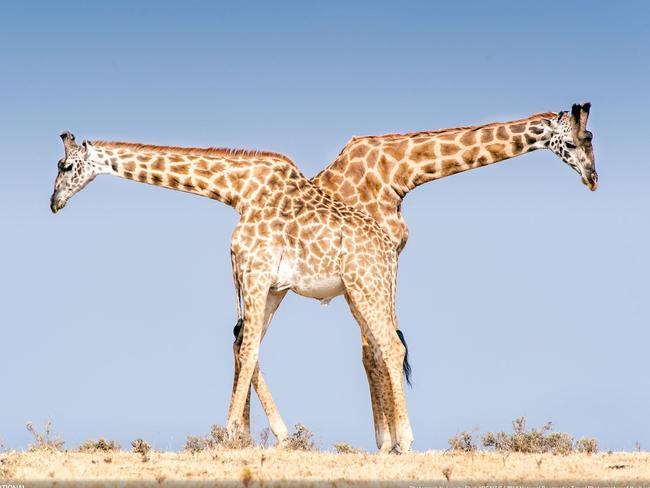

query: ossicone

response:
[60,130,78,157]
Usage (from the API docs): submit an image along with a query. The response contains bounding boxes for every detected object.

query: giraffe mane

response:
[92,140,295,165]
[348,111,559,143]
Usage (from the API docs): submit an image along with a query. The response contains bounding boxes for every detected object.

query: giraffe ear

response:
[81,139,93,157]
[542,117,557,128]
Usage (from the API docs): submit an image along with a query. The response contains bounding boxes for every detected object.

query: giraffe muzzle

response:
[50,194,64,214]
[583,171,598,191]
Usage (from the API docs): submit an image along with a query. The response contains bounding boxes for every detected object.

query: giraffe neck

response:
[312,111,556,250]
[406,112,556,188]
[90,141,302,214]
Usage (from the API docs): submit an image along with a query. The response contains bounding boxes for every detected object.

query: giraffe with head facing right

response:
[234,103,598,450]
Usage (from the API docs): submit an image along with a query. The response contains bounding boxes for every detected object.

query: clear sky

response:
[1,1,648,452]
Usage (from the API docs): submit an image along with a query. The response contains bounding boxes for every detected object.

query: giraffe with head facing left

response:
[50,132,414,453]
[232,103,598,450]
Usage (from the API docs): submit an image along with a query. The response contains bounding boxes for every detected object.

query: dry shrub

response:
[448,430,478,452]
[131,438,151,462]
[184,435,212,454]
[481,417,594,455]
[210,425,253,450]
[26,421,64,452]
[78,438,120,453]
[284,424,316,451]
[184,425,253,453]
[576,437,598,454]
[333,442,363,454]
[442,466,453,481]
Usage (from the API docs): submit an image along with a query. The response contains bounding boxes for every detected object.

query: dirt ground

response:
[2,449,650,487]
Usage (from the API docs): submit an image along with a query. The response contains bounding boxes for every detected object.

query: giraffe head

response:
[546,103,597,191]
[50,132,107,213]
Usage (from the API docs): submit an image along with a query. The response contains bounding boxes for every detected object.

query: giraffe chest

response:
[272,253,344,303]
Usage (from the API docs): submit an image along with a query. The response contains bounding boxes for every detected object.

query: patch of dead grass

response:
[78,438,121,453]
[333,442,363,454]
[25,421,64,452]
[480,417,594,455]
[184,424,254,453]
[5,450,649,483]
[131,438,151,462]
[283,424,316,451]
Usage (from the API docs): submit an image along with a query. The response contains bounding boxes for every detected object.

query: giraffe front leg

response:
[251,362,289,444]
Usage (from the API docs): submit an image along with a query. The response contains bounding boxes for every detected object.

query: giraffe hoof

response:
[389,445,403,455]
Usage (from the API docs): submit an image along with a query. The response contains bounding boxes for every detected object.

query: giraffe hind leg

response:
[231,318,251,434]
[343,282,413,453]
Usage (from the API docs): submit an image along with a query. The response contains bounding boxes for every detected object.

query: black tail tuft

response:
[396,329,412,387]
[233,318,243,342]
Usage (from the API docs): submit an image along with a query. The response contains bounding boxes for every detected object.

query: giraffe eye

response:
[58,160,73,172]
[565,142,577,149]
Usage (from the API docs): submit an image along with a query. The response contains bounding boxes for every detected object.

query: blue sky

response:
[1,1,649,452]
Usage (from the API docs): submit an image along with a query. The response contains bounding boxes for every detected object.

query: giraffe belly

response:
[293,276,345,302]
[272,252,344,303]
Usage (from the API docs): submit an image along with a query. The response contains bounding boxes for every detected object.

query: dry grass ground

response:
[2,449,650,486]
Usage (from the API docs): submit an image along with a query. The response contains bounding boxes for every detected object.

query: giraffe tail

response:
[233,318,243,344]
[396,329,412,387]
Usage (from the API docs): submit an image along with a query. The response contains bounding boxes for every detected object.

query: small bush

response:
[184,425,253,452]
[333,442,363,454]
[481,417,591,455]
[284,424,316,451]
[131,438,151,462]
[210,425,253,450]
[78,438,121,453]
[545,432,574,455]
[183,435,212,454]
[26,421,64,452]
[448,430,478,452]
[576,437,598,454]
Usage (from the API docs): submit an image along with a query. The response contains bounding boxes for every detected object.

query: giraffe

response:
[313,103,597,252]
[49,132,414,453]
[234,103,598,450]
